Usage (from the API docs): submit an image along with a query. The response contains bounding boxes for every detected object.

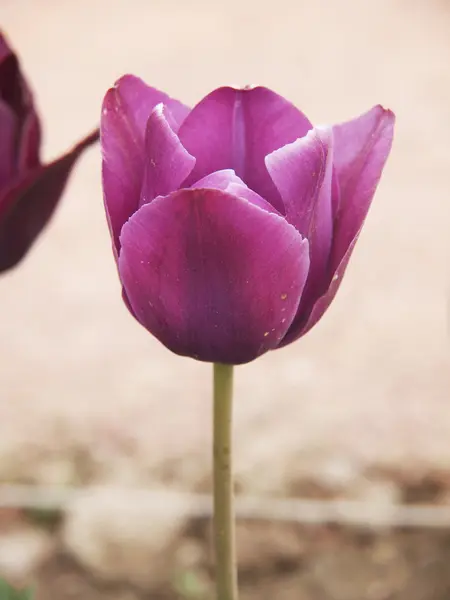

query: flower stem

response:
[213,363,238,600]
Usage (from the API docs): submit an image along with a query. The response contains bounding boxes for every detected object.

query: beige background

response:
[0,0,450,496]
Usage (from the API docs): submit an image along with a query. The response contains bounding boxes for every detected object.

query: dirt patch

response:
[4,474,450,600]
[33,520,450,600]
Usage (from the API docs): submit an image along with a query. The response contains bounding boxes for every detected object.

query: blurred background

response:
[1,0,450,598]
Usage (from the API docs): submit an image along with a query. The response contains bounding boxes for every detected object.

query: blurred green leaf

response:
[0,579,33,600]
[173,569,206,599]
[24,506,63,531]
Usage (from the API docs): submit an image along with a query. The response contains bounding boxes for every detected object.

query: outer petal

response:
[331,105,395,269]
[18,108,41,171]
[100,75,189,252]
[178,86,312,211]
[0,33,10,63]
[140,104,195,206]
[0,101,17,187]
[0,31,41,173]
[118,188,310,364]
[266,127,333,309]
[115,75,190,134]
[0,130,98,273]
[285,232,359,340]
[280,106,395,346]
[0,32,30,118]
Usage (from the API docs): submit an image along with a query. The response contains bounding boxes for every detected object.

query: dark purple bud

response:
[0,32,98,272]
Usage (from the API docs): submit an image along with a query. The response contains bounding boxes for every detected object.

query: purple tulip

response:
[0,32,98,272]
[101,76,394,365]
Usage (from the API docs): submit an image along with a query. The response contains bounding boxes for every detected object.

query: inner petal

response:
[178,86,312,212]
[190,169,244,191]
[140,103,195,207]
[191,169,278,214]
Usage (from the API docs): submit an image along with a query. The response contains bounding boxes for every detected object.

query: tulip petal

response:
[113,75,190,135]
[101,89,145,254]
[18,109,41,171]
[0,130,98,272]
[191,169,244,191]
[0,32,27,117]
[280,107,395,346]
[178,86,312,211]
[0,32,41,175]
[225,183,279,214]
[140,104,195,206]
[287,233,359,340]
[190,170,277,214]
[0,33,10,63]
[0,101,17,187]
[266,127,333,308]
[101,75,190,253]
[118,188,310,364]
[331,105,395,269]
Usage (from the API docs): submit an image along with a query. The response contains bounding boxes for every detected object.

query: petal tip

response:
[113,73,142,89]
[101,86,119,116]
[373,104,396,126]
[0,31,14,61]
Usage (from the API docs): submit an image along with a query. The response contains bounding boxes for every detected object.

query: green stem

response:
[213,363,238,600]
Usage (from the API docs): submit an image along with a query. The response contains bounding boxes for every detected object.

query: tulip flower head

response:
[0,32,98,272]
[101,76,394,364]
